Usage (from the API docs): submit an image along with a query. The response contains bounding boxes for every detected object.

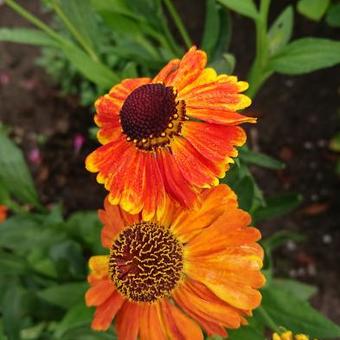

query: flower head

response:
[273,330,314,340]
[0,205,8,223]
[86,47,255,219]
[85,185,264,339]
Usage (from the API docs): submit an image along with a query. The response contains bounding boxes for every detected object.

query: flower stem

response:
[162,0,192,49]
[247,0,272,99]
[50,0,100,63]
[257,306,279,331]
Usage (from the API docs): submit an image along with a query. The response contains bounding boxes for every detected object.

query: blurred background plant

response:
[0,0,340,339]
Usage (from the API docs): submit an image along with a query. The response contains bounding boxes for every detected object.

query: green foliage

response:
[297,0,330,21]
[218,0,258,19]
[326,3,340,27]
[0,129,40,208]
[269,38,340,75]
[268,6,294,57]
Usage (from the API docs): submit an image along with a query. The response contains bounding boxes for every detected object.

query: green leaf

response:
[0,130,40,207]
[253,193,303,222]
[262,230,305,253]
[0,28,59,47]
[239,148,285,170]
[59,0,100,48]
[269,38,340,75]
[297,0,330,21]
[232,176,254,211]
[37,282,87,309]
[2,284,26,340]
[54,303,93,338]
[0,252,28,275]
[202,0,221,57]
[326,3,340,27]
[217,0,258,19]
[0,214,65,252]
[268,6,294,57]
[261,286,340,338]
[62,326,114,340]
[228,313,264,339]
[271,278,317,301]
[210,53,235,74]
[63,44,119,88]
[330,132,340,152]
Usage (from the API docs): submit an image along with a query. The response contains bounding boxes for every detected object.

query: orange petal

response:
[171,138,219,188]
[139,303,167,340]
[185,263,262,310]
[174,281,242,329]
[161,299,203,340]
[171,185,237,242]
[182,122,246,172]
[157,149,197,208]
[91,291,125,331]
[141,152,167,221]
[168,47,207,92]
[85,279,115,306]
[153,59,180,84]
[116,301,140,340]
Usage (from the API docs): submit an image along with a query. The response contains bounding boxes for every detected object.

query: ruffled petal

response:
[91,291,125,331]
[161,299,203,340]
[116,301,140,340]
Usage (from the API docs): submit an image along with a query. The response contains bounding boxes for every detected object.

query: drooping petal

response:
[87,256,109,284]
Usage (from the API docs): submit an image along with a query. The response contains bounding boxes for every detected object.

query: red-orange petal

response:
[139,303,167,340]
[116,301,140,340]
[167,47,207,92]
[153,59,180,84]
[85,279,115,307]
[161,299,203,340]
[91,291,125,331]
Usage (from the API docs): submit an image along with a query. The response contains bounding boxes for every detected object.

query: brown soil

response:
[0,0,339,326]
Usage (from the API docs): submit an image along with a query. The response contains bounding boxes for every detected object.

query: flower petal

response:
[116,301,140,340]
[153,59,180,84]
[91,291,125,331]
[161,299,203,340]
[85,279,115,306]
[139,303,167,340]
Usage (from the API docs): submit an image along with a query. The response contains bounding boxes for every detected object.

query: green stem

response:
[4,0,70,46]
[50,0,100,62]
[162,0,192,49]
[247,0,272,98]
[257,306,279,331]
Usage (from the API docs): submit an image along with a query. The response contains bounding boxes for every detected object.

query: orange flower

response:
[86,47,255,220]
[0,205,7,223]
[85,185,264,339]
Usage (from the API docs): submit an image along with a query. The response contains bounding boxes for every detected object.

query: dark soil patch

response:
[0,0,339,326]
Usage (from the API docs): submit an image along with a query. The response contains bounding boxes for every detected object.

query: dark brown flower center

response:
[119,84,186,151]
[109,222,183,303]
